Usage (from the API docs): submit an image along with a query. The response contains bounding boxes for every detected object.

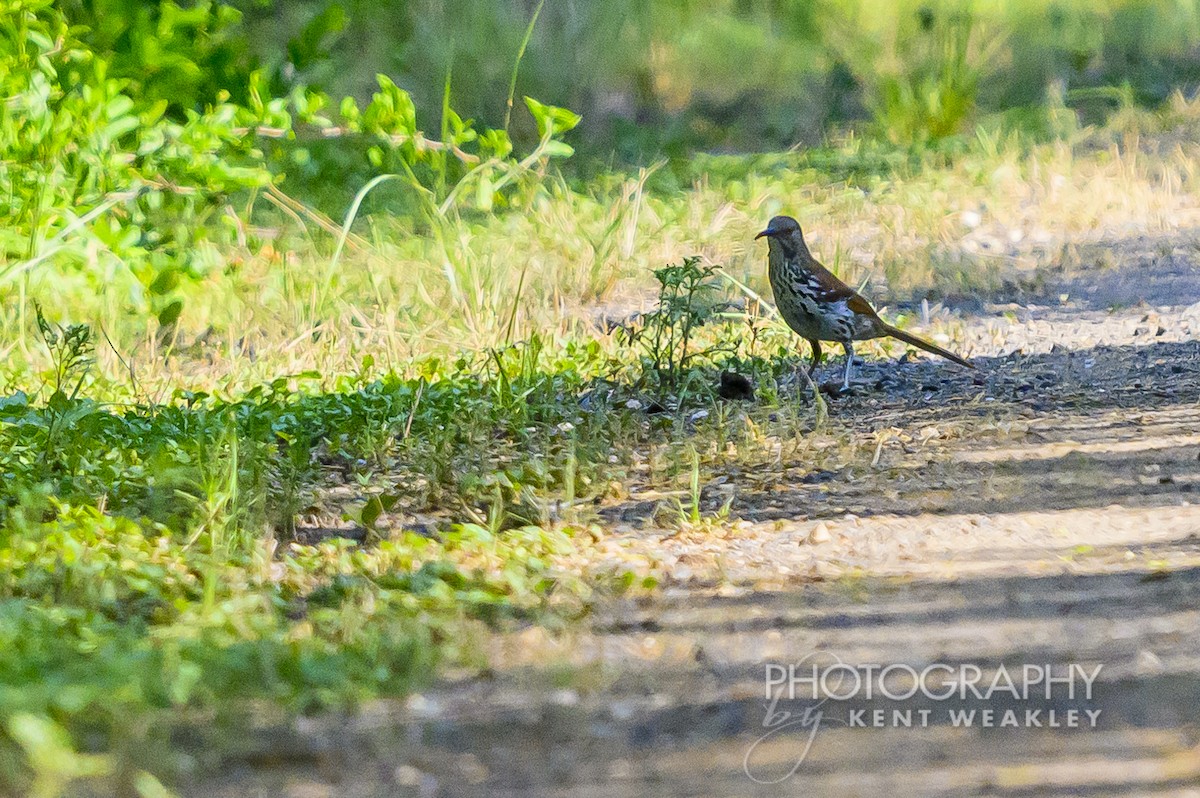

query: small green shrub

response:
[619,256,739,393]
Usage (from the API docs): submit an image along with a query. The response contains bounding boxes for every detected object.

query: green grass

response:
[0,324,597,791]
[0,507,578,794]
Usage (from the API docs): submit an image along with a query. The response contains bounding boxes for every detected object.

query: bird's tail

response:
[881,324,975,369]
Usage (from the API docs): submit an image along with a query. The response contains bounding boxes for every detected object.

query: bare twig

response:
[238,125,480,163]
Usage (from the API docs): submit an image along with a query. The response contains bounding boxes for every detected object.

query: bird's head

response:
[755,215,807,256]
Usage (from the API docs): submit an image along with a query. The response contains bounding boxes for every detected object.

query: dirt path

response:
[194,238,1200,798]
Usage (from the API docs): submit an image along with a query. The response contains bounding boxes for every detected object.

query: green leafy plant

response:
[33,307,93,406]
[0,0,274,333]
[0,0,582,345]
[620,256,737,392]
[31,306,96,475]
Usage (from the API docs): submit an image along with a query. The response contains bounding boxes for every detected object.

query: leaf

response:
[148,268,179,295]
[339,95,362,129]
[476,173,495,212]
[8,713,112,783]
[361,496,384,529]
[134,771,173,798]
[157,300,183,328]
[167,661,203,704]
[540,140,575,159]
[364,74,418,138]
[479,128,512,159]
[523,97,581,138]
[0,391,29,416]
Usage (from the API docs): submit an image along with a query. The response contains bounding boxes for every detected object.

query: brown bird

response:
[756,215,974,392]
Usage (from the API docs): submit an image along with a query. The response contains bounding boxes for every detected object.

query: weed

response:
[31,307,95,477]
[620,256,739,394]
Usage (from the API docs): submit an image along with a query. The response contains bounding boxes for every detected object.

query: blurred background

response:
[62,0,1200,158]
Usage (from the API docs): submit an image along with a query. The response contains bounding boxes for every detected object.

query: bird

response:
[755,214,974,392]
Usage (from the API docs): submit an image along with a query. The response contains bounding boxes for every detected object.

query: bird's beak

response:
[755,229,772,240]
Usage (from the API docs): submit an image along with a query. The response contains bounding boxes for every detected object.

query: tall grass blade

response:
[504,0,546,133]
[329,174,403,274]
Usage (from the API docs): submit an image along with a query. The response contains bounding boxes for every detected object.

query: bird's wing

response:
[845,293,881,320]
[804,256,882,320]
[809,256,972,368]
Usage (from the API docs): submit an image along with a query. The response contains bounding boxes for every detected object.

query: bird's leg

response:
[792,339,823,400]
[841,342,855,392]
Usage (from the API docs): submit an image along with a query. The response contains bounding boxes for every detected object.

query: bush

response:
[0,0,580,332]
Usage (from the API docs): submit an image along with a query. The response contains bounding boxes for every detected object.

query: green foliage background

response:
[226,0,1200,152]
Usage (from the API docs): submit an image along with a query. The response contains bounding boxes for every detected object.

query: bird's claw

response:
[820,381,853,398]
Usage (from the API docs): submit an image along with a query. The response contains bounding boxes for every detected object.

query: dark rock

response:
[718,371,755,401]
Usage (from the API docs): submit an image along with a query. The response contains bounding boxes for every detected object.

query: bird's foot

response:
[819,380,854,398]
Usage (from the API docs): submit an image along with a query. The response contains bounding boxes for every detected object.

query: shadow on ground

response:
[188,534,1200,797]
[602,338,1200,526]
